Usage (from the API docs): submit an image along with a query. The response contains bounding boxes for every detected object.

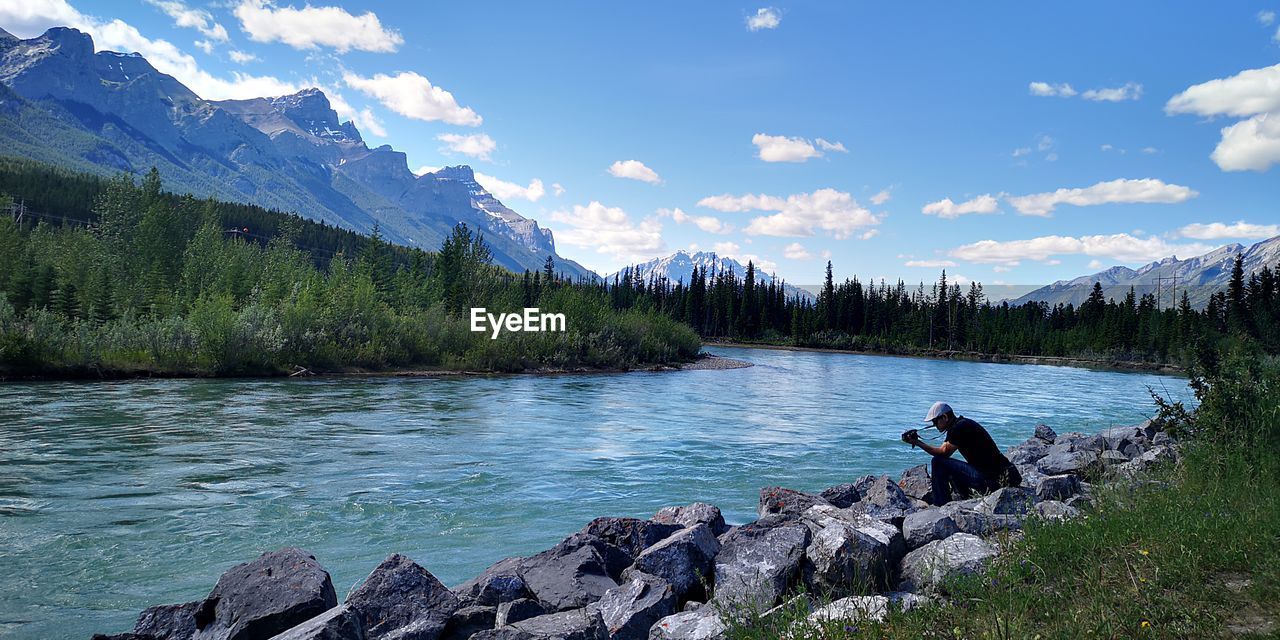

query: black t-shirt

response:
[944,416,1014,481]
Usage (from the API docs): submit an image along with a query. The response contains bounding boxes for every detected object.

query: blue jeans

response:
[930,456,1000,505]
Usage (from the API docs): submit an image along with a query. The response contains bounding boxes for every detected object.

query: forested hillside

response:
[0,163,698,377]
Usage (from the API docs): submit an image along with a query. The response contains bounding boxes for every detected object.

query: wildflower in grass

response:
[1139,549,1149,556]
[1141,619,1151,629]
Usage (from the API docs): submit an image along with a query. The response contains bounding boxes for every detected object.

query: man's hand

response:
[901,429,921,447]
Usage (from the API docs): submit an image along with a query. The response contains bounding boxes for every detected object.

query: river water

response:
[0,346,1189,638]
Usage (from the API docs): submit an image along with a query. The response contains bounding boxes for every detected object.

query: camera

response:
[901,428,920,444]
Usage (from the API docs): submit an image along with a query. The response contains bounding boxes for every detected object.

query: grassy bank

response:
[728,341,1280,639]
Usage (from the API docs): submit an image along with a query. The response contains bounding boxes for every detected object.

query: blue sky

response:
[4,1,1280,284]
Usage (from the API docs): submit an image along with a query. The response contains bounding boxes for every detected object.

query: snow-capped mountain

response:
[0,27,593,280]
[608,250,814,300]
[1014,235,1280,307]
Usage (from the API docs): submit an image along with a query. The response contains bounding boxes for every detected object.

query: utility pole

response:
[1152,275,1178,310]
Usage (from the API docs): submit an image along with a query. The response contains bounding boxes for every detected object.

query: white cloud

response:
[551,202,665,271]
[921,194,1000,219]
[323,89,385,137]
[1259,10,1276,26]
[859,229,879,241]
[821,249,832,259]
[436,133,497,161]
[746,7,781,31]
[697,188,881,239]
[658,208,733,234]
[607,160,662,184]
[0,0,302,100]
[145,0,228,42]
[414,165,441,176]
[1179,221,1280,240]
[1044,152,1059,162]
[714,241,741,256]
[343,71,482,126]
[992,265,1012,273]
[1012,147,1031,157]
[1141,146,1159,154]
[194,39,214,54]
[228,49,257,64]
[751,133,846,162]
[1167,64,1280,171]
[552,183,565,197]
[1029,81,1077,97]
[233,0,402,53]
[1038,135,1054,151]
[905,260,956,268]
[1088,259,1104,269]
[1005,178,1198,216]
[1082,82,1143,102]
[948,233,1214,266]
[1100,144,1114,152]
[783,242,812,260]
[1212,112,1280,171]
[869,189,892,205]
[474,172,545,202]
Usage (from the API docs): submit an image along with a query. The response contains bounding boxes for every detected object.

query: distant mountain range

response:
[608,250,815,300]
[0,26,593,280]
[1013,235,1280,308]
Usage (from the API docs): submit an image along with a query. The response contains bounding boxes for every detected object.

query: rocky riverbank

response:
[93,419,1176,640]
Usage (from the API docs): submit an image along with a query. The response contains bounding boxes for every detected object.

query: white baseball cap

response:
[924,401,953,422]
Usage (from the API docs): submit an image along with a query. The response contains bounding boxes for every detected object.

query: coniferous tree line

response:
[0,166,699,376]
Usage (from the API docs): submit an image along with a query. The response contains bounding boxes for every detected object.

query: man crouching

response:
[904,401,1022,505]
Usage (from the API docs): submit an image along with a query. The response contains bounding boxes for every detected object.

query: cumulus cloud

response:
[343,71,482,126]
[859,229,879,241]
[324,89,386,137]
[194,39,214,54]
[1029,82,1077,97]
[870,189,892,205]
[1259,10,1276,26]
[1005,178,1198,216]
[1082,82,1143,102]
[1167,64,1280,171]
[1012,147,1031,157]
[145,0,227,41]
[474,172,545,202]
[905,260,956,268]
[436,133,497,161]
[234,0,402,53]
[658,208,733,234]
[751,133,847,162]
[607,160,662,184]
[921,194,1001,219]
[783,242,812,260]
[550,202,665,270]
[228,49,257,64]
[1179,221,1280,240]
[746,7,781,31]
[552,183,565,197]
[0,0,301,100]
[948,233,1214,266]
[699,189,881,239]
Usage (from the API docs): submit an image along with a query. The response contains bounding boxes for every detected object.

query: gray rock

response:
[901,508,959,551]
[1032,501,1081,522]
[496,600,546,628]
[589,572,676,640]
[630,524,719,602]
[1152,432,1173,446]
[646,609,725,640]
[582,517,683,560]
[440,605,495,640]
[758,487,828,518]
[653,504,727,537]
[346,554,459,640]
[522,544,620,612]
[1140,445,1176,465]
[550,533,633,582]
[1122,442,1145,459]
[192,547,338,640]
[710,521,808,609]
[1034,424,1057,443]
[1016,464,1046,490]
[268,606,364,640]
[939,503,1021,537]
[1037,449,1100,476]
[1007,438,1049,465]
[681,602,702,613]
[849,475,916,523]
[1100,450,1129,466]
[1064,494,1094,510]
[804,592,929,627]
[1035,474,1081,502]
[980,487,1035,516]
[897,465,933,504]
[898,533,998,593]
[470,630,532,640]
[134,601,199,640]
[819,483,863,508]
[455,557,530,607]
[1099,425,1142,451]
[508,609,608,640]
[800,505,904,595]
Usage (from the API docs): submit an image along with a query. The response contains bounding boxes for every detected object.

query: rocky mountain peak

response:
[431,165,478,182]
[38,27,95,59]
[268,87,361,144]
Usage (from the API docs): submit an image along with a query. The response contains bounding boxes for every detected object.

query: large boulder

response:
[268,606,364,640]
[1036,474,1082,502]
[1033,501,1081,522]
[1037,449,1100,477]
[898,533,997,593]
[896,465,933,504]
[552,533,633,581]
[758,487,828,518]
[901,508,959,551]
[522,544,620,612]
[710,521,808,609]
[805,592,931,626]
[496,600,547,627]
[647,609,725,640]
[508,609,608,640]
[134,602,200,640]
[345,554,460,640]
[1099,425,1143,452]
[819,482,862,509]
[800,505,905,595]
[440,605,496,640]
[629,524,720,602]
[590,572,676,640]
[939,501,1021,537]
[653,504,727,537]
[849,475,916,523]
[979,487,1035,516]
[193,547,338,640]
[1034,424,1057,443]
[455,557,530,607]
[1007,439,1049,466]
[582,518,683,560]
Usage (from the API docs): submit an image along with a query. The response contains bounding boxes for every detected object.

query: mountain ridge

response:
[608,250,815,300]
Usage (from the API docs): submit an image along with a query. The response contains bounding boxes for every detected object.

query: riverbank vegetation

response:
[726,338,1280,638]
[0,162,699,377]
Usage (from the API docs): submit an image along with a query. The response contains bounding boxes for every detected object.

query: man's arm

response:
[910,435,956,457]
